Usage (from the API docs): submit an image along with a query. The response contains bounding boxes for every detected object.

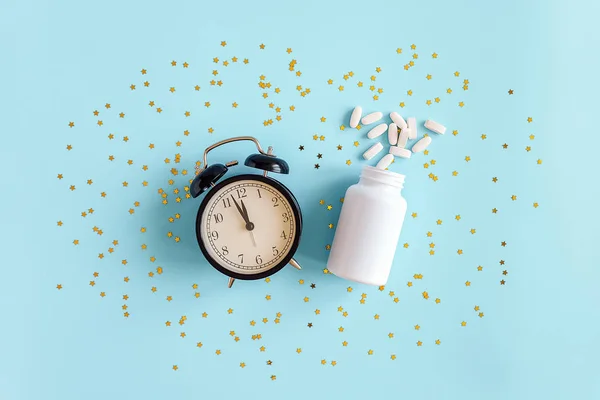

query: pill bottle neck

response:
[359,166,405,191]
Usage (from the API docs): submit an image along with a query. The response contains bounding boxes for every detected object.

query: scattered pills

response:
[389,146,412,159]
[407,117,417,139]
[411,136,432,153]
[390,112,407,130]
[361,111,383,126]
[424,119,446,135]
[344,107,446,169]
[350,106,362,128]
[376,153,394,170]
[388,123,398,146]
[363,142,384,160]
[367,123,388,139]
[397,129,409,148]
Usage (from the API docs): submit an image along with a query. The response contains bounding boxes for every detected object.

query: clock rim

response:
[195,173,302,280]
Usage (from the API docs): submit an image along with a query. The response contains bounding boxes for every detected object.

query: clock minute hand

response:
[240,199,257,247]
[240,199,255,232]
[240,199,250,222]
[230,195,249,225]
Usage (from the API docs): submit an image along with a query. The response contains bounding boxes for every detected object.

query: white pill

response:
[424,119,446,135]
[388,123,398,146]
[397,129,409,148]
[390,112,408,130]
[376,153,394,170]
[367,123,388,139]
[361,111,383,125]
[411,136,432,153]
[362,142,384,160]
[407,117,417,139]
[389,146,412,159]
[349,106,362,128]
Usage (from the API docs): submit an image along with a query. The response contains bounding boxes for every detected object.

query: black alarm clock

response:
[190,136,303,288]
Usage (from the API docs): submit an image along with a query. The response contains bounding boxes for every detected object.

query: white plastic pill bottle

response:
[326,166,407,286]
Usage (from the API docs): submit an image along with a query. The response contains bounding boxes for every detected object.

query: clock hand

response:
[239,199,255,231]
[230,195,250,225]
[230,195,255,231]
[239,199,257,246]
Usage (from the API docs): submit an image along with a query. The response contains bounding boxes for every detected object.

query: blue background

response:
[1,0,599,399]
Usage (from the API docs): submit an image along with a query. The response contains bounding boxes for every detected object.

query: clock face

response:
[197,175,300,279]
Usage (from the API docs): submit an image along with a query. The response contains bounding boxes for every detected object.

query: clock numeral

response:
[272,197,279,207]
[282,212,289,223]
[222,198,232,208]
[272,246,279,256]
[236,188,247,199]
[221,246,229,255]
[238,254,244,264]
[255,255,263,264]
[257,189,262,199]
[211,231,219,240]
[280,231,287,240]
[213,213,224,224]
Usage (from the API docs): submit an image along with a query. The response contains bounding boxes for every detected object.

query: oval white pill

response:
[361,111,383,125]
[407,117,417,139]
[362,142,384,160]
[390,112,408,130]
[388,123,398,146]
[389,146,412,159]
[376,153,394,170]
[367,123,388,139]
[349,106,362,128]
[411,136,432,153]
[424,119,446,135]
[397,130,409,148]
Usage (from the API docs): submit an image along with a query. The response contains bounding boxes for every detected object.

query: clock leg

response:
[228,277,235,288]
[289,258,302,270]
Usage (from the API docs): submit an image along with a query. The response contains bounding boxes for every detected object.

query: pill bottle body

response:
[326,166,407,286]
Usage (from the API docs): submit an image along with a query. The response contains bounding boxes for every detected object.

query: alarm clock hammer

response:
[191,136,303,288]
